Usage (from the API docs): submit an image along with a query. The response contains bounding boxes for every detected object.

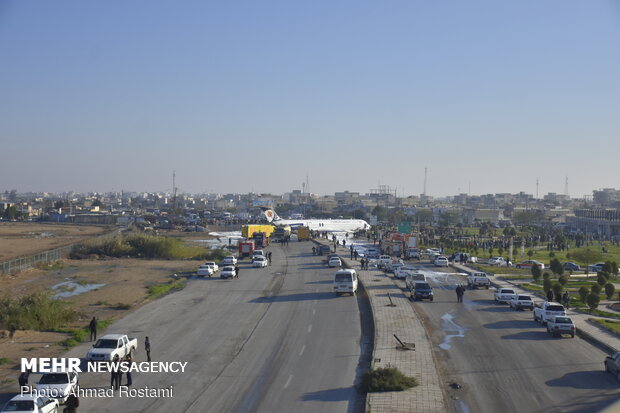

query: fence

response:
[0,229,122,276]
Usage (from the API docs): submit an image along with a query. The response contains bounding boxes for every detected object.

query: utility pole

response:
[172,170,177,211]
[564,176,569,197]
[423,167,428,196]
[536,178,539,199]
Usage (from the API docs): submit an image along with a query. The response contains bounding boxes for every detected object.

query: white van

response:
[333,269,358,296]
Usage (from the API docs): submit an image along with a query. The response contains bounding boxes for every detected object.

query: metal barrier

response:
[0,229,121,275]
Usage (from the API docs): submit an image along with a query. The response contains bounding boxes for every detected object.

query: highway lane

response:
[397,263,620,413]
[64,241,365,413]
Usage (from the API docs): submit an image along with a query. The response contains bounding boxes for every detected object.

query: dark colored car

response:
[317,245,332,256]
[563,262,581,271]
[412,282,434,301]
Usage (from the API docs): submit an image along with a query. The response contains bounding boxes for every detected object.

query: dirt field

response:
[0,222,112,261]
[0,257,203,390]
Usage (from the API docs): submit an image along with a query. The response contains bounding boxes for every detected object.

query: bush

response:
[552,282,563,299]
[358,366,418,393]
[591,284,602,294]
[147,279,186,298]
[558,275,568,286]
[0,292,76,331]
[531,265,542,282]
[578,286,590,303]
[550,258,563,276]
[71,234,228,260]
[543,272,551,280]
[605,283,616,300]
[586,293,601,311]
[543,278,552,293]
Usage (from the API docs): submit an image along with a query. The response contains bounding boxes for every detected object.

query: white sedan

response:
[328,257,342,268]
[220,266,236,279]
[494,288,517,304]
[204,261,219,272]
[253,256,268,268]
[1,395,59,413]
[434,256,449,267]
[197,265,214,276]
[221,256,238,266]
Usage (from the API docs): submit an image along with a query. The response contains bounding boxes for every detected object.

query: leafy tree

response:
[586,293,601,311]
[591,283,602,294]
[571,248,604,275]
[527,250,534,259]
[531,265,542,282]
[543,272,551,280]
[552,282,563,299]
[605,283,616,300]
[543,278,553,293]
[597,272,609,286]
[558,275,568,286]
[549,258,564,276]
[578,286,589,303]
[566,252,572,260]
[549,251,555,258]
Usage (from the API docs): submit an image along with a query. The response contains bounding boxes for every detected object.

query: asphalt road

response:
[400,263,620,413]
[59,241,367,413]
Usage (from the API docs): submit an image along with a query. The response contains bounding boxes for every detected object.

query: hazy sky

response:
[1,1,619,197]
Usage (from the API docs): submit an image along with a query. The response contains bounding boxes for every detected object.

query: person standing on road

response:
[234,265,240,278]
[89,317,97,342]
[268,251,272,265]
[125,356,133,387]
[455,285,464,303]
[18,369,30,389]
[145,336,151,362]
[64,393,79,413]
[546,289,553,302]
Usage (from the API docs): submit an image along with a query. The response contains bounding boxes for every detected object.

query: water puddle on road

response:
[439,313,465,350]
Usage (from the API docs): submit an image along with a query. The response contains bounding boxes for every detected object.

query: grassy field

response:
[591,319,620,335]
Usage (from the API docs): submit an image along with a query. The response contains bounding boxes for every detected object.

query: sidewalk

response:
[354,261,447,413]
[452,263,620,354]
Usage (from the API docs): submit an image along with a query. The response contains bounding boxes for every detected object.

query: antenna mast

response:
[172,170,177,210]
[423,167,428,196]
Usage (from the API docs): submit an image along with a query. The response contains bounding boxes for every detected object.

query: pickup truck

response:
[604,352,620,381]
[467,272,490,289]
[86,334,138,361]
[533,302,566,325]
[546,315,575,338]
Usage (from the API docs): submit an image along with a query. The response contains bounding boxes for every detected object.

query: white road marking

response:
[284,374,293,389]
[312,308,316,315]
[299,345,306,356]
[439,313,465,350]
[308,324,313,333]
[315,287,319,292]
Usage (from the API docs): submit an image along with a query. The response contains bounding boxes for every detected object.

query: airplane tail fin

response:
[262,208,280,223]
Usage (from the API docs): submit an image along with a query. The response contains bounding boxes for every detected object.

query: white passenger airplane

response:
[261,208,371,233]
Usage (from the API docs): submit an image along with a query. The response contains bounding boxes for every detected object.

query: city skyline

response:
[1,1,619,196]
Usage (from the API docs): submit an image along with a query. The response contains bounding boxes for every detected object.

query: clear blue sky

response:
[1,1,619,197]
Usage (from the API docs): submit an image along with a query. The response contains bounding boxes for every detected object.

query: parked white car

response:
[510,294,534,311]
[378,255,392,269]
[1,395,59,413]
[253,256,268,268]
[204,261,219,273]
[197,265,214,276]
[221,256,238,265]
[546,315,575,338]
[494,288,517,304]
[220,266,236,279]
[434,256,449,267]
[35,371,79,404]
[488,257,507,266]
[328,257,342,268]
